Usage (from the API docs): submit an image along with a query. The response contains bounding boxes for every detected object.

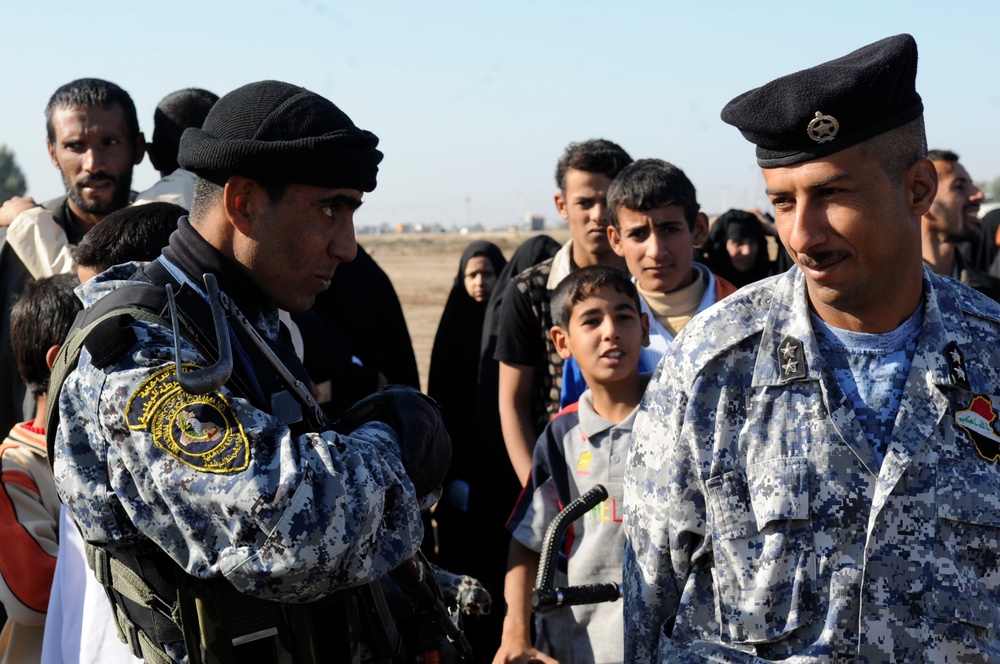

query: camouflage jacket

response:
[53,264,423,603]
[624,266,1000,663]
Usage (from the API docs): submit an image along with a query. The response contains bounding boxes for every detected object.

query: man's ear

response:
[640,312,650,348]
[554,192,569,220]
[691,212,710,247]
[608,224,625,257]
[551,325,573,360]
[45,344,61,372]
[223,176,261,236]
[907,158,938,218]
[47,139,59,169]
[132,132,147,166]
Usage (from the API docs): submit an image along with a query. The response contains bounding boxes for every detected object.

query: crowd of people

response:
[2,31,1000,664]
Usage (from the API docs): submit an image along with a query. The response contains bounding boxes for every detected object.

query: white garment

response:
[133,169,195,209]
[6,170,195,279]
[545,239,576,290]
[40,506,141,664]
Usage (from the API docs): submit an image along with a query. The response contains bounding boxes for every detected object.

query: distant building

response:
[522,214,545,231]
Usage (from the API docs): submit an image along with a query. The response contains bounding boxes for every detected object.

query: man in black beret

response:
[51,80,452,663]
[624,35,1000,663]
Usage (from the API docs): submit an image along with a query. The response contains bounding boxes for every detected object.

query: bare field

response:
[362,230,569,391]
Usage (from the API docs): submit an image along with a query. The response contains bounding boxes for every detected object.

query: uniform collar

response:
[751,266,987,392]
[161,217,280,340]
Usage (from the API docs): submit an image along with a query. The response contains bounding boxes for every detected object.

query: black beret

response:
[721,34,923,167]
[178,80,382,191]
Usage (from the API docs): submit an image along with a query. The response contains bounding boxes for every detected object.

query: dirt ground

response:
[362,230,568,391]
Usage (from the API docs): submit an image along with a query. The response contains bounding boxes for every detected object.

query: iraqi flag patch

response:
[955,395,1000,462]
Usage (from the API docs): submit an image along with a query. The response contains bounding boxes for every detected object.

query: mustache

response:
[796,249,850,268]
[76,173,118,188]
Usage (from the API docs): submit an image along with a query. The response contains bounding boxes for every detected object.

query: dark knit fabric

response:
[179,80,382,191]
[721,34,922,167]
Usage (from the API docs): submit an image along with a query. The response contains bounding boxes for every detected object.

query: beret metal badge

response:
[806,111,839,144]
[776,336,806,381]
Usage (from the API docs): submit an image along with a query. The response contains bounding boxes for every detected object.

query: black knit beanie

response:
[178,80,382,191]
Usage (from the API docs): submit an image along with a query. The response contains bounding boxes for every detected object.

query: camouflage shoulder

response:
[668,274,777,373]
[950,275,1000,327]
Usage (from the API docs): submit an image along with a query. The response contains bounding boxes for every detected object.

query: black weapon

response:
[529,484,622,613]
[389,551,474,662]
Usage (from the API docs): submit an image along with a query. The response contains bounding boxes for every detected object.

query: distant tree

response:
[0,145,27,202]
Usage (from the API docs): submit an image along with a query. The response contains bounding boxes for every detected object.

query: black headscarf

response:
[703,209,775,287]
[428,240,507,451]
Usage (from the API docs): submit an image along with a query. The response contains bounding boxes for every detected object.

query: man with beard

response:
[920,149,1000,300]
[0,78,144,435]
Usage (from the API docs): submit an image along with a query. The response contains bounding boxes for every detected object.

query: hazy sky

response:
[4,1,998,229]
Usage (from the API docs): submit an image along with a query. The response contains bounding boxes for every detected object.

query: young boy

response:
[560,158,737,407]
[0,274,82,663]
[494,265,649,664]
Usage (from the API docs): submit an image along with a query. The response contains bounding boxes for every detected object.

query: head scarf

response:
[704,209,774,287]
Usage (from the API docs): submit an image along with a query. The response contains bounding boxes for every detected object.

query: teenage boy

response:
[495,139,632,486]
[561,159,737,406]
[494,265,648,664]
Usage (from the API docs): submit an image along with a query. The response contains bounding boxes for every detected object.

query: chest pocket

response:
[706,456,816,644]
[933,458,1000,632]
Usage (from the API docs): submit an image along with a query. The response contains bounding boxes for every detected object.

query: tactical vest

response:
[46,262,400,663]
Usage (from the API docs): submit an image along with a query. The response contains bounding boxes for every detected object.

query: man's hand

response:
[0,196,37,227]
[491,640,559,664]
[334,385,451,500]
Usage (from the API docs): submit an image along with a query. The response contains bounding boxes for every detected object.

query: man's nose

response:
[81,146,105,173]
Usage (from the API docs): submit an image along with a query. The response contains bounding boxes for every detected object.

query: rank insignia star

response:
[944,341,970,389]
[776,335,806,381]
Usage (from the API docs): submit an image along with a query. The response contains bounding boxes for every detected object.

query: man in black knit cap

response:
[50,80,452,663]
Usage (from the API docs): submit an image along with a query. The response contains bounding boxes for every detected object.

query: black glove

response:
[334,385,452,500]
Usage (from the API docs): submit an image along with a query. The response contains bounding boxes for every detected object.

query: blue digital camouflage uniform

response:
[624,265,1000,663]
[53,264,423,605]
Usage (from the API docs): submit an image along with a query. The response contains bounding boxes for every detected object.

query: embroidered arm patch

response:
[126,364,250,474]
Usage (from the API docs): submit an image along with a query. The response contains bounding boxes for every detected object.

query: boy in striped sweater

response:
[0,274,81,663]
